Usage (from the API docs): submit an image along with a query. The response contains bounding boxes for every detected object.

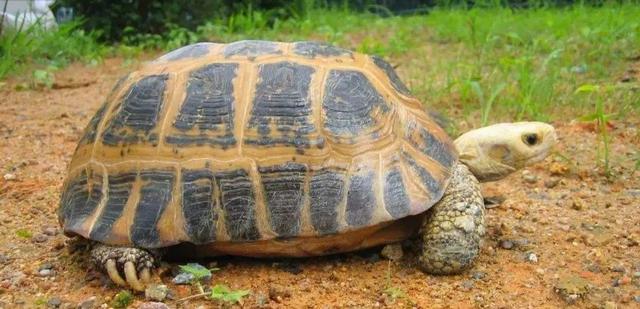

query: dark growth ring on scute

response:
[156,43,216,62]
[293,41,353,58]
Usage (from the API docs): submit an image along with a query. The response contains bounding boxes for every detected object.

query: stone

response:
[43,227,58,236]
[138,302,169,309]
[610,265,626,273]
[554,275,590,304]
[77,296,96,309]
[471,271,486,280]
[522,173,538,184]
[172,263,210,285]
[571,199,584,211]
[525,252,538,263]
[3,173,17,181]
[544,178,560,188]
[47,297,62,308]
[32,233,48,243]
[380,243,403,261]
[145,284,169,302]
[39,269,55,277]
[460,280,474,291]
[499,240,515,250]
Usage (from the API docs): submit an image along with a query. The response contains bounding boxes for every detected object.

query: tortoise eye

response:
[523,133,539,146]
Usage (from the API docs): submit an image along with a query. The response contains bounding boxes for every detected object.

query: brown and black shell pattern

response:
[58,40,457,252]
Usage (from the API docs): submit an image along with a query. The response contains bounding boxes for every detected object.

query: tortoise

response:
[58,40,557,291]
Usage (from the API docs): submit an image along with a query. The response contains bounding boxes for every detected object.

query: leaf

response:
[574,84,599,94]
[179,263,214,281]
[210,284,250,304]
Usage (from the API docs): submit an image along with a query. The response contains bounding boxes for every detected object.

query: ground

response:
[0,57,638,309]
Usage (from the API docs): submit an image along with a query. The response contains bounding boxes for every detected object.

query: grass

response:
[2,2,638,126]
[0,20,108,81]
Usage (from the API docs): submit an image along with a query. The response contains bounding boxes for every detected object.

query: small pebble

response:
[471,271,486,280]
[145,284,169,302]
[525,252,538,263]
[47,297,62,308]
[571,199,584,211]
[172,273,194,285]
[612,276,631,287]
[77,296,96,309]
[42,227,58,236]
[172,263,210,284]
[269,285,292,302]
[460,280,474,291]
[610,265,626,273]
[32,233,48,243]
[0,254,9,264]
[39,269,54,277]
[138,302,169,309]
[523,174,538,184]
[380,243,403,261]
[634,295,640,303]
[544,178,560,188]
[499,240,515,250]
[3,173,17,181]
[633,272,640,278]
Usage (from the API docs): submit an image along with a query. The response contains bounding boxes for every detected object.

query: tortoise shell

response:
[58,41,457,255]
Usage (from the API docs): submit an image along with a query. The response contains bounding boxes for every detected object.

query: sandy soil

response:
[0,57,639,309]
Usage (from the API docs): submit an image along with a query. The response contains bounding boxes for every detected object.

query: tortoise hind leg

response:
[419,163,485,274]
[91,243,156,291]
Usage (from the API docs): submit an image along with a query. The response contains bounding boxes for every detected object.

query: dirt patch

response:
[0,58,639,308]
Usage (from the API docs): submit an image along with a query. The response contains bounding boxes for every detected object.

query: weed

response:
[575,84,615,176]
[111,290,133,309]
[15,229,32,238]
[176,263,250,305]
[382,261,414,305]
[32,69,55,89]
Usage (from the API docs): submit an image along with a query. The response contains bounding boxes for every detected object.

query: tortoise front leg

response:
[419,163,485,274]
[91,243,156,291]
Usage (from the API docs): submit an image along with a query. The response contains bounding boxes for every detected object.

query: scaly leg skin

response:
[419,163,485,275]
[91,243,156,291]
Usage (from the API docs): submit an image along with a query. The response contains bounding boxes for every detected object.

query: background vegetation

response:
[1,0,638,127]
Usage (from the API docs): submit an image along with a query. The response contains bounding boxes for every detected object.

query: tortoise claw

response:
[91,244,156,292]
[105,259,127,287]
[124,261,145,291]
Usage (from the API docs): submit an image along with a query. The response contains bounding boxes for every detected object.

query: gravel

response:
[138,302,169,309]
[145,284,169,302]
[525,252,538,263]
[499,240,515,250]
[32,233,48,243]
[47,297,62,308]
[76,296,97,309]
